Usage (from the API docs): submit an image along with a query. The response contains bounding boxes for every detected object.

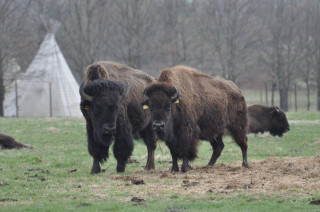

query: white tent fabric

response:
[4,22,81,117]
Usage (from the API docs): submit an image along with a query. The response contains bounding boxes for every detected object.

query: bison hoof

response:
[117,165,126,173]
[171,166,179,172]
[91,168,101,174]
[144,164,155,170]
[181,166,190,173]
[242,162,249,169]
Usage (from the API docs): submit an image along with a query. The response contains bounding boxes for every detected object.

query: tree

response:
[259,0,300,111]
[56,0,112,80]
[111,0,156,70]
[0,0,34,116]
[309,1,320,111]
[207,0,259,83]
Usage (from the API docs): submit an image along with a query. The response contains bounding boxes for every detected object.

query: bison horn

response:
[123,80,130,96]
[79,79,93,102]
[170,86,179,102]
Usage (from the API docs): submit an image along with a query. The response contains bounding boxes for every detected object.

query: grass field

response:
[0,112,320,211]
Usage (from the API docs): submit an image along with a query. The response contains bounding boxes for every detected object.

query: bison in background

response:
[248,104,290,137]
[80,61,156,174]
[142,65,249,173]
[0,134,32,149]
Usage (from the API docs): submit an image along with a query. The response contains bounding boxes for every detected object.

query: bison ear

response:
[170,86,180,103]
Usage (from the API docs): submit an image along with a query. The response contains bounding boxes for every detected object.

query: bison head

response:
[142,83,179,138]
[269,106,290,137]
[80,79,130,146]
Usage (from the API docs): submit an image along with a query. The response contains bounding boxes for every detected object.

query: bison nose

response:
[152,121,165,131]
[103,123,116,134]
[286,127,290,132]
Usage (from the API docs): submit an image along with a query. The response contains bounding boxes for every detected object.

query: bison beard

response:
[80,61,156,174]
[143,66,249,173]
[248,104,290,137]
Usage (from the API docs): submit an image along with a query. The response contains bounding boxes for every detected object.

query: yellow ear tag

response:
[174,99,180,104]
[85,106,90,110]
[143,105,149,110]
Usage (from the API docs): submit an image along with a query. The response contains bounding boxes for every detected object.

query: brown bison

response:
[0,134,32,149]
[247,104,290,137]
[79,61,156,174]
[142,65,249,172]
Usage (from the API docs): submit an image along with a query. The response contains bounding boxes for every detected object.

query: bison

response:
[0,134,32,149]
[142,65,249,172]
[79,61,156,174]
[247,104,290,137]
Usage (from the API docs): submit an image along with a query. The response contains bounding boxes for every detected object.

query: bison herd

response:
[0,60,290,174]
[79,61,290,174]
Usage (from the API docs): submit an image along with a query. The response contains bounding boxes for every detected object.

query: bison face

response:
[143,84,179,136]
[269,106,290,137]
[80,79,129,146]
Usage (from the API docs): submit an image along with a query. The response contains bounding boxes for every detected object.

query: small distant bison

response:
[0,134,32,149]
[79,61,156,174]
[142,65,249,172]
[247,104,290,137]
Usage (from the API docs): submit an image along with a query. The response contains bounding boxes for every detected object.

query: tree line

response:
[1,0,320,116]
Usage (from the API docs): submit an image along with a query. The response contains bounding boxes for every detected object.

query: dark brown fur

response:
[143,65,249,172]
[0,134,32,149]
[80,61,156,174]
[248,104,290,137]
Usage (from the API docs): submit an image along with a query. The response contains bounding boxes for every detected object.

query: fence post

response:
[294,83,297,112]
[15,80,19,117]
[49,82,52,117]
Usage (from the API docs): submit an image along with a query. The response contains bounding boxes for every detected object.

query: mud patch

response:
[98,156,320,201]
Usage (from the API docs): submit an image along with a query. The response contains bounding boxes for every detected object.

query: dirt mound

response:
[110,155,320,198]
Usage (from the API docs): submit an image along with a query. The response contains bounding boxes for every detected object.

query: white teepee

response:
[4,19,81,117]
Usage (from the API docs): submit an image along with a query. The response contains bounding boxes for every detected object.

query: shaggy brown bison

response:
[142,65,248,172]
[80,61,156,174]
[0,134,32,149]
[247,104,290,137]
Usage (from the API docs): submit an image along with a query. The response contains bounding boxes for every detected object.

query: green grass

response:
[0,113,320,211]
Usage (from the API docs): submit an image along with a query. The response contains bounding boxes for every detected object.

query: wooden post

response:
[49,82,52,117]
[15,80,19,117]
[294,83,298,112]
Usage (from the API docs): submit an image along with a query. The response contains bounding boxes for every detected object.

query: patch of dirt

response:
[131,179,145,185]
[107,155,320,199]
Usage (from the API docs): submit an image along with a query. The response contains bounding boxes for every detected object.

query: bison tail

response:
[85,63,109,83]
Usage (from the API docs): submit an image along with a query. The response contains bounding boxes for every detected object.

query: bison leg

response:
[231,130,249,168]
[113,117,134,173]
[208,135,224,167]
[171,156,179,172]
[181,158,191,173]
[140,125,157,170]
[91,159,101,174]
